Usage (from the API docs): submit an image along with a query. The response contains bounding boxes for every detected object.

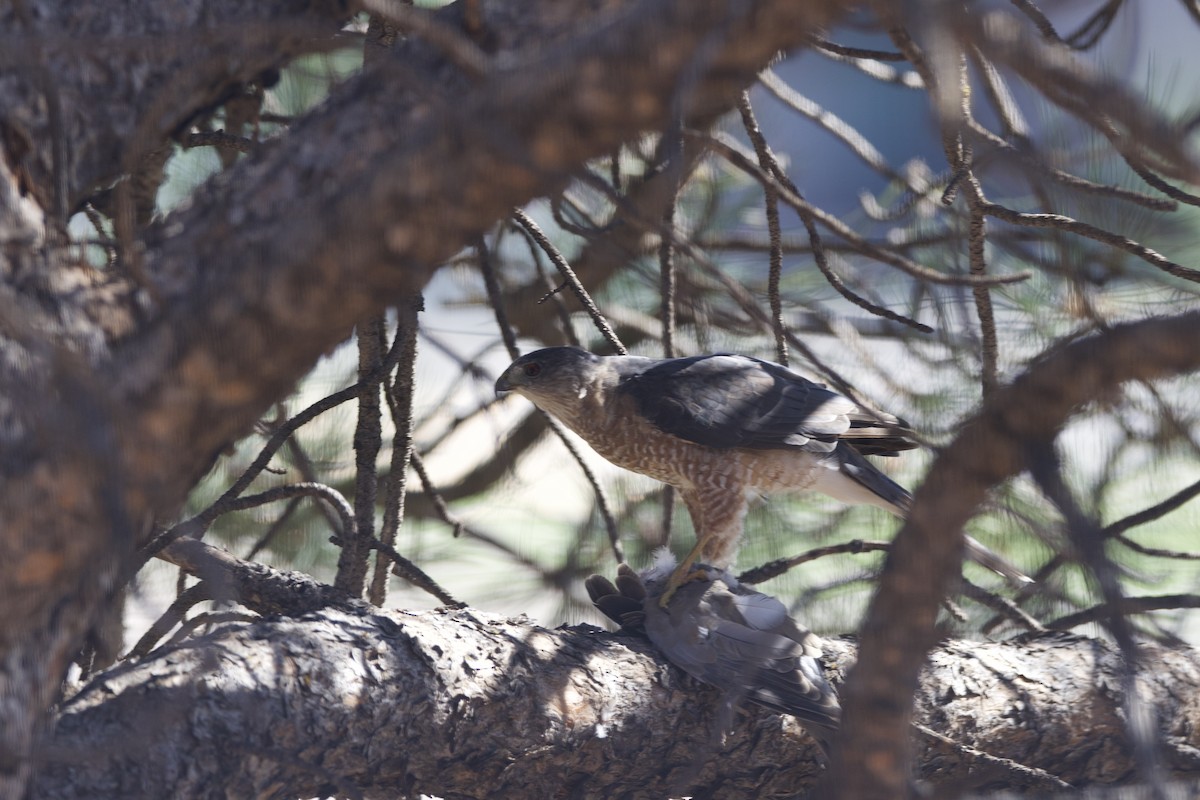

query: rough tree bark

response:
[33,600,1200,800]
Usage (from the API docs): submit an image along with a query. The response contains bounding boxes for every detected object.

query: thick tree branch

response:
[0,0,353,215]
[35,607,1200,799]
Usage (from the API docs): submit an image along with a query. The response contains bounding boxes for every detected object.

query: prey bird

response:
[587,552,840,757]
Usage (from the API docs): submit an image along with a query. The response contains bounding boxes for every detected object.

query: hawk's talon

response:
[658,564,710,607]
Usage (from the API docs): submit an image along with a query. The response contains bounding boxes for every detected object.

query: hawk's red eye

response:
[523,363,542,378]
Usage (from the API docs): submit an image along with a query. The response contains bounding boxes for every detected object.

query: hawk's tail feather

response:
[834,445,1033,585]
[845,411,919,457]
[831,443,913,516]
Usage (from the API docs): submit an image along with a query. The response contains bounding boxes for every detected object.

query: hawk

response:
[496,347,1024,599]
[586,551,840,757]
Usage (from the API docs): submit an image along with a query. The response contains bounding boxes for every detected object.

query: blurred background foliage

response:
[121,2,1200,647]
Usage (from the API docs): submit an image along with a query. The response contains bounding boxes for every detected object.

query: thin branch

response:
[127,581,215,659]
[737,540,893,584]
[372,296,423,606]
[962,118,1178,212]
[809,37,906,61]
[373,538,464,609]
[759,69,908,186]
[227,483,356,539]
[139,336,408,563]
[696,230,967,255]
[1064,0,1125,50]
[513,222,580,346]
[659,153,681,360]
[814,45,924,88]
[969,7,1196,182]
[979,202,1200,283]
[477,236,521,359]
[512,208,627,355]
[337,315,386,596]
[1115,536,1200,562]
[244,495,303,560]
[912,722,1072,790]
[480,236,624,564]
[407,452,466,539]
[736,91,789,365]
[985,478,1200,631]
[81,202,118,267]
[158,611,260,651]
[157,538,362,618]
[967,201,999,394]
[282,432,344,534]
[958,578,1045,633]
[550,191,613,239]
[1123,156,1200,209]
[690,129,1031,288]
[360,0,490,78]
[658,134,682,549]
[408,451,546,575]
[1049,595,1200,631]
[1025,439,1166,792]
[183,130,255,153]
[1005,0,1062,42]
[1105,477,1200,539]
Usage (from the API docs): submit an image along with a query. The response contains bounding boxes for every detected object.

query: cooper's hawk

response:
[586,551,840,757]
[496,347,1024,598]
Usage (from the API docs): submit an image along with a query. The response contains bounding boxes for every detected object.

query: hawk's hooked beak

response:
[494,372,514,399]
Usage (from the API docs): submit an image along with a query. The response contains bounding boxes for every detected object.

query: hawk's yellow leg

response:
[658,536,712,607]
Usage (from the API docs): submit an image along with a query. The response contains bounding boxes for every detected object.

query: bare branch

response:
[980,202,1200,283]
[737,540,893,584]
[736,92,789,365]
[336,315,386,596]
[1050,595,1200,631]
[1106,478,1200,539]
[126,581,215,660]
[373,297,423,606]
[692,129,1031,289]
[512,208,627,355]
[361,0,490,78]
